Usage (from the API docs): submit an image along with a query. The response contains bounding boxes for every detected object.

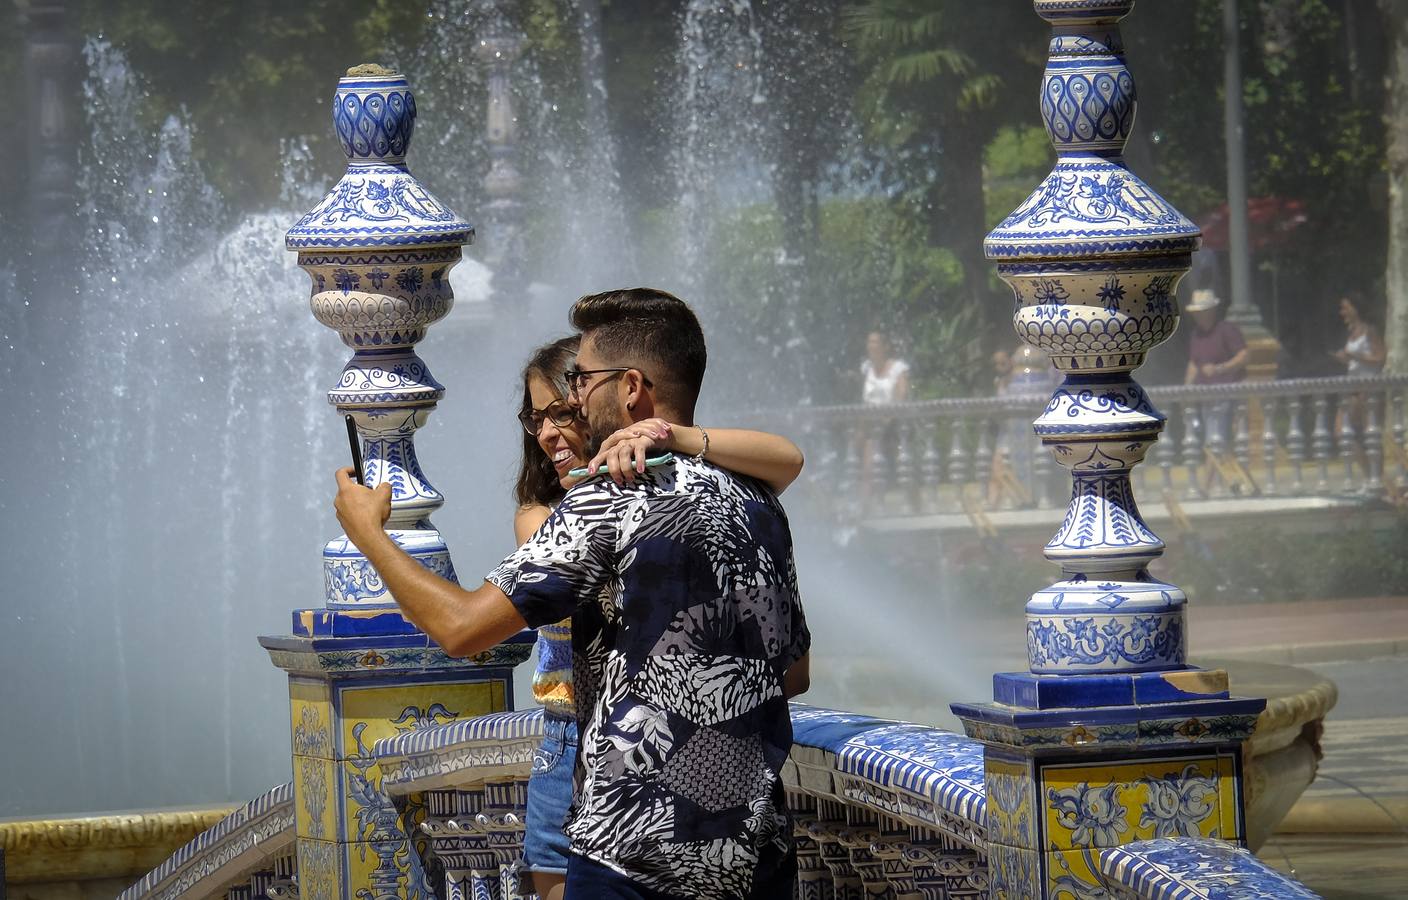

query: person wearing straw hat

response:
[1183,288,1248,488]
[1184,288,1248,386]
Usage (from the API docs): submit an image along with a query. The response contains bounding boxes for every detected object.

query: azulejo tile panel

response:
[1046,847,1110,900]
[344,837,426,899]
[295,837,340,900]
[986,756,1036,849]
[989,843,1042,900]
[341,755,391,846]
[290,678,334,760]
[293,754,338,841]
[335,679,502,758]
[1040,752,1240,853]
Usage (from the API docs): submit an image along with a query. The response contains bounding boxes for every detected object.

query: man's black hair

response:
[570,287,707,415]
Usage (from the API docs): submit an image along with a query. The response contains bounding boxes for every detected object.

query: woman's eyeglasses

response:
[518,401,578,436]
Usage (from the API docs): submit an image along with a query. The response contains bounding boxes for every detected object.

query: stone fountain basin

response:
[1195,657,1338,851]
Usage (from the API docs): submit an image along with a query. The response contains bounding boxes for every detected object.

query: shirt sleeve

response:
[1226,324,1247,355]
[784,592,811,669]
[485,483,619,628]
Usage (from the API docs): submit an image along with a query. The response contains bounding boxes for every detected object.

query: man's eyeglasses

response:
[563,367,653,398]
[518,400,578,436]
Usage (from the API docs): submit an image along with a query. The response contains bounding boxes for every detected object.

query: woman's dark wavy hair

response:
[514,335,581,508]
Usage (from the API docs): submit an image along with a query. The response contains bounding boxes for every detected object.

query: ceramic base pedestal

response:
[953,671,1265,900]
[260,624,533,900]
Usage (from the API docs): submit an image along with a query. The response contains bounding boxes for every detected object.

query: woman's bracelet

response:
[693,426,710,461]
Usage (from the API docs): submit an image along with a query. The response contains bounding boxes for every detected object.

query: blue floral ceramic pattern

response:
[1050,781,1129,847]
[1138,765,1218,839]
[1027,609,1184,673]
[287,70,473,251]
[289,67,475,616]
[986,763,1035,848]
[1097,837,1321,899]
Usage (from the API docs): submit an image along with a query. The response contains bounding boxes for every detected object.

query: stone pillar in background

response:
[952,4,1266,897]
[18,0,82,320]
[264,64,532,899]
[1219,0,1281,380]
[476,7,527,307]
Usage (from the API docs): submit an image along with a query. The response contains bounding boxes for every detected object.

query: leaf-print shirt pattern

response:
[486,457,810,899]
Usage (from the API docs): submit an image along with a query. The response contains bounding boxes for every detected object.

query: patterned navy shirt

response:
[487,456,809,899]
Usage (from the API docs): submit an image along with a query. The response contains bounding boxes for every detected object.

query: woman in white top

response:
[1331,295,1386,470]
[861,331,910,405]
[1333,295,1385,377]
[856,331,909,514]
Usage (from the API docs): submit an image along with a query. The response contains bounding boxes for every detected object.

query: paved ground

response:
[1189,596,1408,664]
[1259,833,1408,899]
[1257,655,1408,897]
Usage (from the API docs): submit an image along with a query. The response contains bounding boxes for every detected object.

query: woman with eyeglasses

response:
[512,335,806,900]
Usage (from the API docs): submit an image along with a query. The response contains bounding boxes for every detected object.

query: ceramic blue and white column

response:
[290,64,468,616]
[951,5,1266,898]
[261,64,532,900]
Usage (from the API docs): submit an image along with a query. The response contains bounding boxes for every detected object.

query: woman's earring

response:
[627,402,635,411]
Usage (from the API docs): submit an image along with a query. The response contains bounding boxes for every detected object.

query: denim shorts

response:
[523,714,578,875]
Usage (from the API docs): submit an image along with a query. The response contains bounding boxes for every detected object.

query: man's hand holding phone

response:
[336,414,392,551]
[334,468,393,551]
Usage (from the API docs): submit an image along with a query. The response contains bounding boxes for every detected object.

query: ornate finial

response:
[286,70,474,613]
[287,70,472,252]
[985,0,1200,675]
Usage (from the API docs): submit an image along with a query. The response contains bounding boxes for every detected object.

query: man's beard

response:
[584,402,630,458]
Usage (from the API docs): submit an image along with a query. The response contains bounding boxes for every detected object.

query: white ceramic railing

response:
[752,375,1408,519]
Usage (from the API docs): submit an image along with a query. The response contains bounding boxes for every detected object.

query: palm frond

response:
[958,73,1003,110]
[844,1,945,50]
[884,47,975,85]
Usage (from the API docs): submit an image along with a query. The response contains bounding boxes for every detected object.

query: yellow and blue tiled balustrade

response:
[118,703,1324,899]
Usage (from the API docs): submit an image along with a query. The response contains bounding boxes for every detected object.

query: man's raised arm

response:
[332,468,527,657]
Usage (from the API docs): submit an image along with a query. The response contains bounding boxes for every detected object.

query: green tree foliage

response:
[1127,0,1388,376]
[843,0,1044,351]
[688,197,970,404]
[75,0,430,216]
[3,1,1395,397]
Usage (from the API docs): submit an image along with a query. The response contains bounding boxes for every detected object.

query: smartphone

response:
[568,452,674,479]
[345,414,365,486]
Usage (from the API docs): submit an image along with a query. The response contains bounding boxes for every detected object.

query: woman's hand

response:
[584,418,673,484]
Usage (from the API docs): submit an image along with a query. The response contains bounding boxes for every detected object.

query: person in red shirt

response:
[1182,288,1248,485]
[1184,289,1248,386]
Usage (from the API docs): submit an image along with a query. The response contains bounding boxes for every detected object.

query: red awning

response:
[1199,197,1308,251]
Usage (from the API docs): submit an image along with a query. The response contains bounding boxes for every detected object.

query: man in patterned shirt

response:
[334,288,810,899]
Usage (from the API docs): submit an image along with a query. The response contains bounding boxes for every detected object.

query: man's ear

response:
[624,369,650,415]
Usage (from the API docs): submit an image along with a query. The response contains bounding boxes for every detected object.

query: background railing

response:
[753,375,1408,521]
